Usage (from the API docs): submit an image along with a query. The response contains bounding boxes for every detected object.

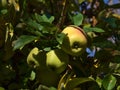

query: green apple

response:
[61,25,88,56]
[46,49,69,74]
[36,68,59,87]
[27,47,46,69]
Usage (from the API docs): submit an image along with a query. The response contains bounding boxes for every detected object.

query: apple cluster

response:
[27,47,69,87]
[26,25,88,87]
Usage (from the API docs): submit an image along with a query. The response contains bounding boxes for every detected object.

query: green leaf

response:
[34,13,54,23]
[40,22,57,34]
[43,47,51,51]
[112,55,120,63]
[84,27,105,33]
[102,74,117,90]
[78,0,85,4]
[104,18,117,28]
[34,13,44,23]
[27,19,43,31]
[96,76,102,88]
[93,40,115,48]
[13,35,38,50]
[0,87,5,90]
[83,24,91,28]
[73,13,83,26]
[0,9,7,14]
[48,16,55,23]
[65,77,94,90]
[117,85,120,90]
[56,33,66,44]
[29,71,36,81]
[49,87,57,90]
[41,14,49,22]
[37,84,49,90]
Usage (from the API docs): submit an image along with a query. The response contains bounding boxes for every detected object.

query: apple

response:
[36,68,59,87]
[61,25,88,56]
[27,47,46,69]
[46,49,69,74]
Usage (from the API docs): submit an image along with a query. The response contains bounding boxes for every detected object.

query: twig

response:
[57,0,68,30]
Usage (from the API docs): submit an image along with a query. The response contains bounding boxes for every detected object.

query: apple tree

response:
[0,0,120,90]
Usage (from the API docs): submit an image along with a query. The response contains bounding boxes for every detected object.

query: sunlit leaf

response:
[117,85,120,90]
[58,70,74,90]
[83,24,91,28]
[29,71,36,81]
[72,13,83,26]
[3,23,14,61]
[0,9,7,14]
[102,74,117,90]
[0,87,5,90]
[112,14,120,20]
[48,16,55,23]
[96,76,102,87]
[14,2,20,11]
[65,77,94,90]
[43,47,51,51]
[56,33,66,45]
[37,84,49,90]
[5,23,14,42]
[9,0,20,11]
[13,35,38,50]
[41,14,49,22]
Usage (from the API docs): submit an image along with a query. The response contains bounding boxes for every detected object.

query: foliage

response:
[0,0,120,90]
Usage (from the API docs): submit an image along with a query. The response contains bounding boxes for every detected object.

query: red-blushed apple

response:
[61,25,88,56]
[46,49,69,74]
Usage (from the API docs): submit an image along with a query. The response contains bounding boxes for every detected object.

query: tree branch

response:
[56,0,68,30]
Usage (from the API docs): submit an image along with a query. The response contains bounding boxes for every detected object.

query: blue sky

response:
[104,0,120,4]
[103,0,120,14]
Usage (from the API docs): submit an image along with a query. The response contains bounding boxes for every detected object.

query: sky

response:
[104,0,120,14]
[104,0,120,4]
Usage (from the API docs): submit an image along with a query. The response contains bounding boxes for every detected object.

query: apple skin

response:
[27,47,46,69]
[46,49,69,74]
[27,48,59,87]
[61,25,88,56]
